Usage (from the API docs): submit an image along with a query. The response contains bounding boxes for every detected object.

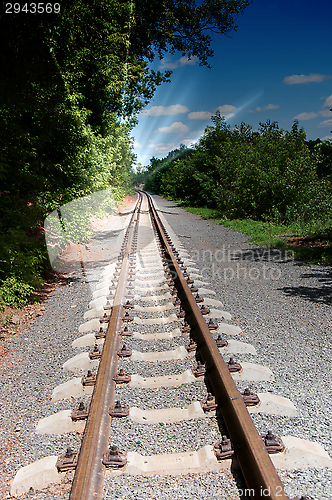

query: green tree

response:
[0,0,252,304]
[159,116,330,224]
[0,0,252,194]
[144,145,193,194]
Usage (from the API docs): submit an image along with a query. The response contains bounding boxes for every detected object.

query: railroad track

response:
[11,191,331,499]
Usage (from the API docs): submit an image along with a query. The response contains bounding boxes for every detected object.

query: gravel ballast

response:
[0,193,331,500]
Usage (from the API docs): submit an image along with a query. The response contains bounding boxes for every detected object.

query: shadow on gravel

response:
[300,269,332,283]
[230,248,294,263]
[232,469,251,500]
[84,258,114,269]
[91,229,124,240]
[279,269,332,305]
[118,210,134,216]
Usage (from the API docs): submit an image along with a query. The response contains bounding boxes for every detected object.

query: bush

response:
[159,116,331,227]
[0,276,35,309]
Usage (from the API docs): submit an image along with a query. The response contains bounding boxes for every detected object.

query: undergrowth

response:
[182,205,332,265]
[0,189,124,309]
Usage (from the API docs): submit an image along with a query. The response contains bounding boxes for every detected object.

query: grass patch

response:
[182,206,332,265]
[219,218,289,247]
[181,206,223,220]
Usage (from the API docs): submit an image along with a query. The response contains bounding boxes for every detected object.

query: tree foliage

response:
[0,0,252,305]
[143,144,194,193]
[306,139,332,179]
[0,0,252,193]
[155,114,332,226]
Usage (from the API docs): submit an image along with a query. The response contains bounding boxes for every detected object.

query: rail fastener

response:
[109,401,130,418]
[71,402,89,421]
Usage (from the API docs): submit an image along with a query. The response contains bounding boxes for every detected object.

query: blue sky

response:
[132,0,332,166]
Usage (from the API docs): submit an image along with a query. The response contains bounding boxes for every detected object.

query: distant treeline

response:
[140,113,332,231]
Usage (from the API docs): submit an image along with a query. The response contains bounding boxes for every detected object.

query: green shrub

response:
[160,116,331,227]
[0,276,35,309]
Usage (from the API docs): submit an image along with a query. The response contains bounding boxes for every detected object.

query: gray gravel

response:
[103,471,243,500]
[113,384,207,410]
[1,194,331,500]
[0,274,89,499]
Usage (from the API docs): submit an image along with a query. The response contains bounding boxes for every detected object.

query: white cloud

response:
[283,73,331,85]
[154,142,177,153]
[321,135,332,141]
[249,104,280,113]
[319,109,332,117]
[217,104,237,115]
[294,112,319,120]
[179,56,199,66]
[142,141,188,157]
[134,141,142,148]
[317,119,332,128]
[322,94,332,108]
[215,105,238,119]
[182,138,197,147]
[135,154,149,163]
[140,104,190,117]
[159,56,199,70]
[293,101,332,121]
[188,111,212,120]
[157,122,190,133]
[159,58,179,69]
[188,105,238,120]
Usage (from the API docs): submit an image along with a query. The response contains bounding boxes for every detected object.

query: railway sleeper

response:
[10,437,332,496]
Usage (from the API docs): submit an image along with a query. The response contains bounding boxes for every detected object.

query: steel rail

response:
[146,192,289,500]
[69,193,142,500]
